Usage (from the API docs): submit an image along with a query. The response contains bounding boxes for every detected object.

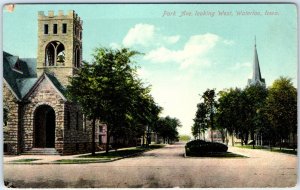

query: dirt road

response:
[3,142,298,188]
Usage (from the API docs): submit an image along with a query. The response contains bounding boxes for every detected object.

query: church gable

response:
[25,73,67,103]
[3,79,21,102]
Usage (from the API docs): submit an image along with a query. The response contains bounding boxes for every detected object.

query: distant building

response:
[3,10,106,155]
[230,39,267,146]
[210,39,267,146]
[247,38,266,87]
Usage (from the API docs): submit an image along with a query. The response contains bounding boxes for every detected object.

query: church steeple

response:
[36,10,83,86]
[248,37,266,87]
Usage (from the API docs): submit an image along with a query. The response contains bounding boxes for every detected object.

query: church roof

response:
[44,72,66,97]
[3,51,37,99]
[3,51,65,100]
[16,78,38,98]
[248,40,266,87]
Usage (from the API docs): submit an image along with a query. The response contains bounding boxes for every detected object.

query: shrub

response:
[185,139,228,156]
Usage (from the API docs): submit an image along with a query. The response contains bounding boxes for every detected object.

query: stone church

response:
[3,10,106,155]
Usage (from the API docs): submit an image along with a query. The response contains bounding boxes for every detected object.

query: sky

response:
[3,3,298,136]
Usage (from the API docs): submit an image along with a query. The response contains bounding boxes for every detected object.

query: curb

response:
[5,149,150,165]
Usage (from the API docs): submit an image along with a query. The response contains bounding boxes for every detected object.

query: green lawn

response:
[10,158,41,163]
[236,145,265,149]
[78,144,165,159]
[236,145,297,155]
[54,158,110,164]
[55,144,166,164]
[186,152,247,158]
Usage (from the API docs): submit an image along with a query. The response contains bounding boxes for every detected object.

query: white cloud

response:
[109,42,121,49]
[144,33,220,69]
[123,24,155,47]
[122,23,180,47]
[223,39,235,45]
[137,68,151,79]
[163,35,180,44]
[231,62,252,70]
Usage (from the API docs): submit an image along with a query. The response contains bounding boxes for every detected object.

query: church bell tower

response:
[36,10,83,86]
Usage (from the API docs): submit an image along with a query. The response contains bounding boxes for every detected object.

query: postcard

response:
[2,2,298,188]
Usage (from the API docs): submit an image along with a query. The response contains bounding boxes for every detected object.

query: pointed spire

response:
[248,37,266,87]
[253,38,261,81]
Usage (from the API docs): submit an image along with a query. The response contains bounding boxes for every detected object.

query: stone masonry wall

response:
[22,76,65,153]
[3,83,21,155]
[63,102,94,155]
[36,10,82,87]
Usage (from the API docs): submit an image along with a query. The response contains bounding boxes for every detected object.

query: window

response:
[45,41,65,66]
[75,47,80,68]
[4,144,8,153]
[80,31,82,39]
[44,24,48,34]
[53,24,57,34]
[62,23,67,33]
[74,27,77,36]
[13,61,21,71]
[3,107,8,126]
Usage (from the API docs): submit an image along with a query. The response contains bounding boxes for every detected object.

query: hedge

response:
[185,139,228,156]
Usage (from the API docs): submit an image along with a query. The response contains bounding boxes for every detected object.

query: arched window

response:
[3,107,9,126]
[45,41,65,66]
[74,47,81,68]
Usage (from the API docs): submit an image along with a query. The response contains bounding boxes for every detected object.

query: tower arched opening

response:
[45,41,65,66]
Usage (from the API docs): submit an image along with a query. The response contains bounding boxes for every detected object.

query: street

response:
[3,142,297,188]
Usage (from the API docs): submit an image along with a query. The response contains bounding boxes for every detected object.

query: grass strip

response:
[236,145,297,155]
[79,144,166,159]
[10,158,41,163]
[54,159,110,164]
[186,152,247,158]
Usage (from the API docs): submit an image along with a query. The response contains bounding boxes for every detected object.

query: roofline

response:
[3,78,21,101]
[23,72,67,101]
[44,73,67,101]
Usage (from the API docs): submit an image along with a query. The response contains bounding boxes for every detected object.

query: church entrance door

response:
[34,105,55,148]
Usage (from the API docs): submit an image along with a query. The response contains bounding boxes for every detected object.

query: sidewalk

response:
[3,150,119,164]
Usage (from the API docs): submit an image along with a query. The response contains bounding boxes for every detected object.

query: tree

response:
[265,77,297,149]
[131,88,162,147]
[202,89,216,142]
[192,102,208,140]
[216,88,243,146]
[67,47,150,154]
[156,116,181,144]
[179,135,191,142]
[244,84,268,148]
[66,61,101,155]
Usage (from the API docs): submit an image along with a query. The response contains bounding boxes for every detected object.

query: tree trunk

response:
[252,131,255,149]
[91,115,96,156]
[225,130,228,145]
[105,125,110,153]
[244,131,249,145]
[293,133,296,151]
[232,134,234,147]
[279,137,282,150]
[142,131,145,147]
[241,135,244,146]
[211,129,213,142]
